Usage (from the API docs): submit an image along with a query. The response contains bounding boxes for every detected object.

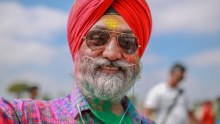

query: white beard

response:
[74,52,141,102]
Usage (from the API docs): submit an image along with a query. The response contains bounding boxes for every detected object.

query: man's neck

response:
[87,98,124,115]
[111,102,124,115]
[167,79,178,89]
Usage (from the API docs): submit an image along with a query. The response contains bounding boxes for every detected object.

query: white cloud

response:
[0,2,68,66]
[147,0,220,34]
[0,38,57,66]
[0,2,67,39]
[186,48,220,67]
[141,53,161,65]
[183,73,220,102]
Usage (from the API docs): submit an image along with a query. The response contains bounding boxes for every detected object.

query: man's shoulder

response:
[155,82,166,88]
[0,95,75,123]
[0,95,72,113]
[149,82,167,94]
[1,97,35,107]
[0,97,47,122]
[0,97,49,112]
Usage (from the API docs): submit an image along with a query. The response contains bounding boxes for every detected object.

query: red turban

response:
[67,0,152,60]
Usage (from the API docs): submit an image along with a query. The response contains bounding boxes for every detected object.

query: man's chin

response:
[78,81,128,102]
[88,93,125,102]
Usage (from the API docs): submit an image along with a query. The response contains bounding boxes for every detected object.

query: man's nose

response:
[102,36,122,61]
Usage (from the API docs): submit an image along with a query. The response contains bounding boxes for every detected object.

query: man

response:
[29,86,39,100]
[0,0,153,123]
[143,64,201,124]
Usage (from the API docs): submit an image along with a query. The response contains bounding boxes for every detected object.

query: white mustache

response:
[81,55,135,70]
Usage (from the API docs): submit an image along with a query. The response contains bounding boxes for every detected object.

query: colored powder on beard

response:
[87,99,132,124]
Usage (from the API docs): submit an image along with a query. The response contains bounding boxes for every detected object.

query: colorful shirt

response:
[0,88,155,124]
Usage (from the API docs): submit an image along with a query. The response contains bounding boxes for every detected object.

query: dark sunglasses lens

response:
[118,34,138,54]
[86,30,110,50]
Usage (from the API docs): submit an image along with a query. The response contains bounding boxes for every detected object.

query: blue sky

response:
[0,0,220,103]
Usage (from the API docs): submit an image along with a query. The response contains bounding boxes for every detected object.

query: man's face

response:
[75,15,140,101]
[31,89,38,98]
[170,68,185,85]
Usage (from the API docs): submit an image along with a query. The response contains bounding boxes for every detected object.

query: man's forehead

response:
[173,68,184,74]
[92,15,132,32]
[101,16,122,30]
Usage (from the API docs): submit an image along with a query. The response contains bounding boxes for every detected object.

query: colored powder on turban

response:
[67,0,152,60]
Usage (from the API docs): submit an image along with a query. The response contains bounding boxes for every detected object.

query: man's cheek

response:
[125,56,138,64]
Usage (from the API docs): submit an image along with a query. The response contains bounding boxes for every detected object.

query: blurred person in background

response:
[143,63,201,124]
[214,97,220,124]
[200,101,215,124]
[0,0,154,123]
[29,86,39,100]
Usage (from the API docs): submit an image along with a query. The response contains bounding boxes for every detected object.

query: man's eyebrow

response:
[93,26,133,34]
[93,26,109,30]
[123,30,133,34]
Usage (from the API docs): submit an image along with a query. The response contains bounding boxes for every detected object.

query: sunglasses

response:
[84,29,140,55]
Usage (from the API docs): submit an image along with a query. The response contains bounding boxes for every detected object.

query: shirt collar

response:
[70,87,90,118]
[70,87,142,122]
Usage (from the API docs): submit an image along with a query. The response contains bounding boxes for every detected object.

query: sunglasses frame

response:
[84,29,141,55]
